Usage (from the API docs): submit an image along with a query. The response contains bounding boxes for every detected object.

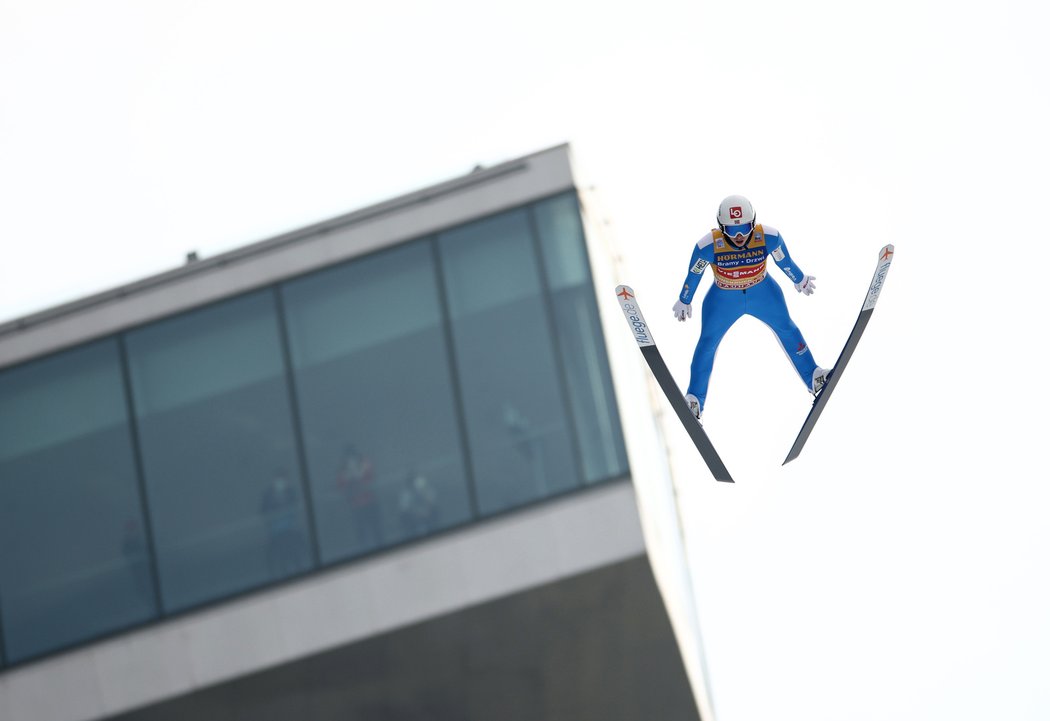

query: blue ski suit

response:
[677,224,818,411]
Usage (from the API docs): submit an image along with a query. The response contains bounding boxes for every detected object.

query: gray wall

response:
[104,556,700,721]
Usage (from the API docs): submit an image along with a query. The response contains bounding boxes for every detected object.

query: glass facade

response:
[437,209,580,515]
[0,340,156,662]
[0,191,627,667]
[532,194,628,483]
[280,242,473,563]
[124,291,312,612]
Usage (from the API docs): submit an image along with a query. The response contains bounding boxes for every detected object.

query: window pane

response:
[533,194,629,482]
[281,241,473,564]
[438,209,581,515]
[0,340,156,662]
[125,291,312,612]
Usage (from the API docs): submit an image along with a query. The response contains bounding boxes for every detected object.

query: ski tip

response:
[863,245,895,312]
[616,285,656,347]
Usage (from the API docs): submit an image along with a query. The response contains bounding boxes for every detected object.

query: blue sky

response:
[2,1,1049,719]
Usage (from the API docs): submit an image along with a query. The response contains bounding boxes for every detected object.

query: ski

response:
[783,244,895,464]
[615,285,734,483]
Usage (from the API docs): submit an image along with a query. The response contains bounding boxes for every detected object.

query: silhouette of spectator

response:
[398,468,438,538]
[260,469,305,577]
[504,403,547,494]
[336,446,383,550]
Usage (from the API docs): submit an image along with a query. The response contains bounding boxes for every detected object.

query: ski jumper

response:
[678,224,818,411]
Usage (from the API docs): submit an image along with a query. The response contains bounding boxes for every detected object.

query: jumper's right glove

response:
[794,275,817,296]
[672,300,692,321]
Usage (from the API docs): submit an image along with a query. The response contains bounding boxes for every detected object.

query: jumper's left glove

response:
[672,300,692,321]
[794,275,817,296]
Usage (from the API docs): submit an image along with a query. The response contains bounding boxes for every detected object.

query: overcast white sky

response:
[2,1,1050,719]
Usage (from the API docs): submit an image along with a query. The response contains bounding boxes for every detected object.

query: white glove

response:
[794,275,817,296]
[673,300,692,321]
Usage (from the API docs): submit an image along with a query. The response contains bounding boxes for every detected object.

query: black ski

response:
[615,285,734,483]
[783,244,895,464]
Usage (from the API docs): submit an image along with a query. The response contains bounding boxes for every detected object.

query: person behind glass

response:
[503,403,547,495]
[336,445,383,550]
[398,468,438,538]
[259,469,305,578]
[672,195,830,425]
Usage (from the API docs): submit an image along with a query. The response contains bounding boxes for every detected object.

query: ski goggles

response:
[723,221,754,238]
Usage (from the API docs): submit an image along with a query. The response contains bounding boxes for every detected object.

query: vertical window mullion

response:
[117,334,166,617]
[272,286,323,570]
[429,237,482,520]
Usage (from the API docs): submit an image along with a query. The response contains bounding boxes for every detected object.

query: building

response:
[0,145,713,721]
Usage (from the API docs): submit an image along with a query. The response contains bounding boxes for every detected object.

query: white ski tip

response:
[862,244,894,312]
[615,285,656,347]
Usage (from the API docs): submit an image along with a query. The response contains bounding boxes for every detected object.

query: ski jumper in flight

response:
[672,195,828,424]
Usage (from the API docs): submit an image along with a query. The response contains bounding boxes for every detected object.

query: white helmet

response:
[717,195,756,237]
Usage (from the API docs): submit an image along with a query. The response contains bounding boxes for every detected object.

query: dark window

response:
[438,209,581,515]
[280,241,473,564]
[0,340,156,662]
[532,193,629,483]
[124,291,312,612]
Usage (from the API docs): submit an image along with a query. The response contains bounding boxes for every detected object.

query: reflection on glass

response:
[533,193,629,482]
[0,340,156,662]
[280,241,473,564]
[438,209,581,515]
[125,291,311,612]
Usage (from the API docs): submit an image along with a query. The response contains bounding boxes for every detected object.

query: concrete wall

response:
[103,555,700,721]
[575,176,717,721]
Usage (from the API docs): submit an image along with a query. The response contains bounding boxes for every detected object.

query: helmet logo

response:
[729,206,743,219]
